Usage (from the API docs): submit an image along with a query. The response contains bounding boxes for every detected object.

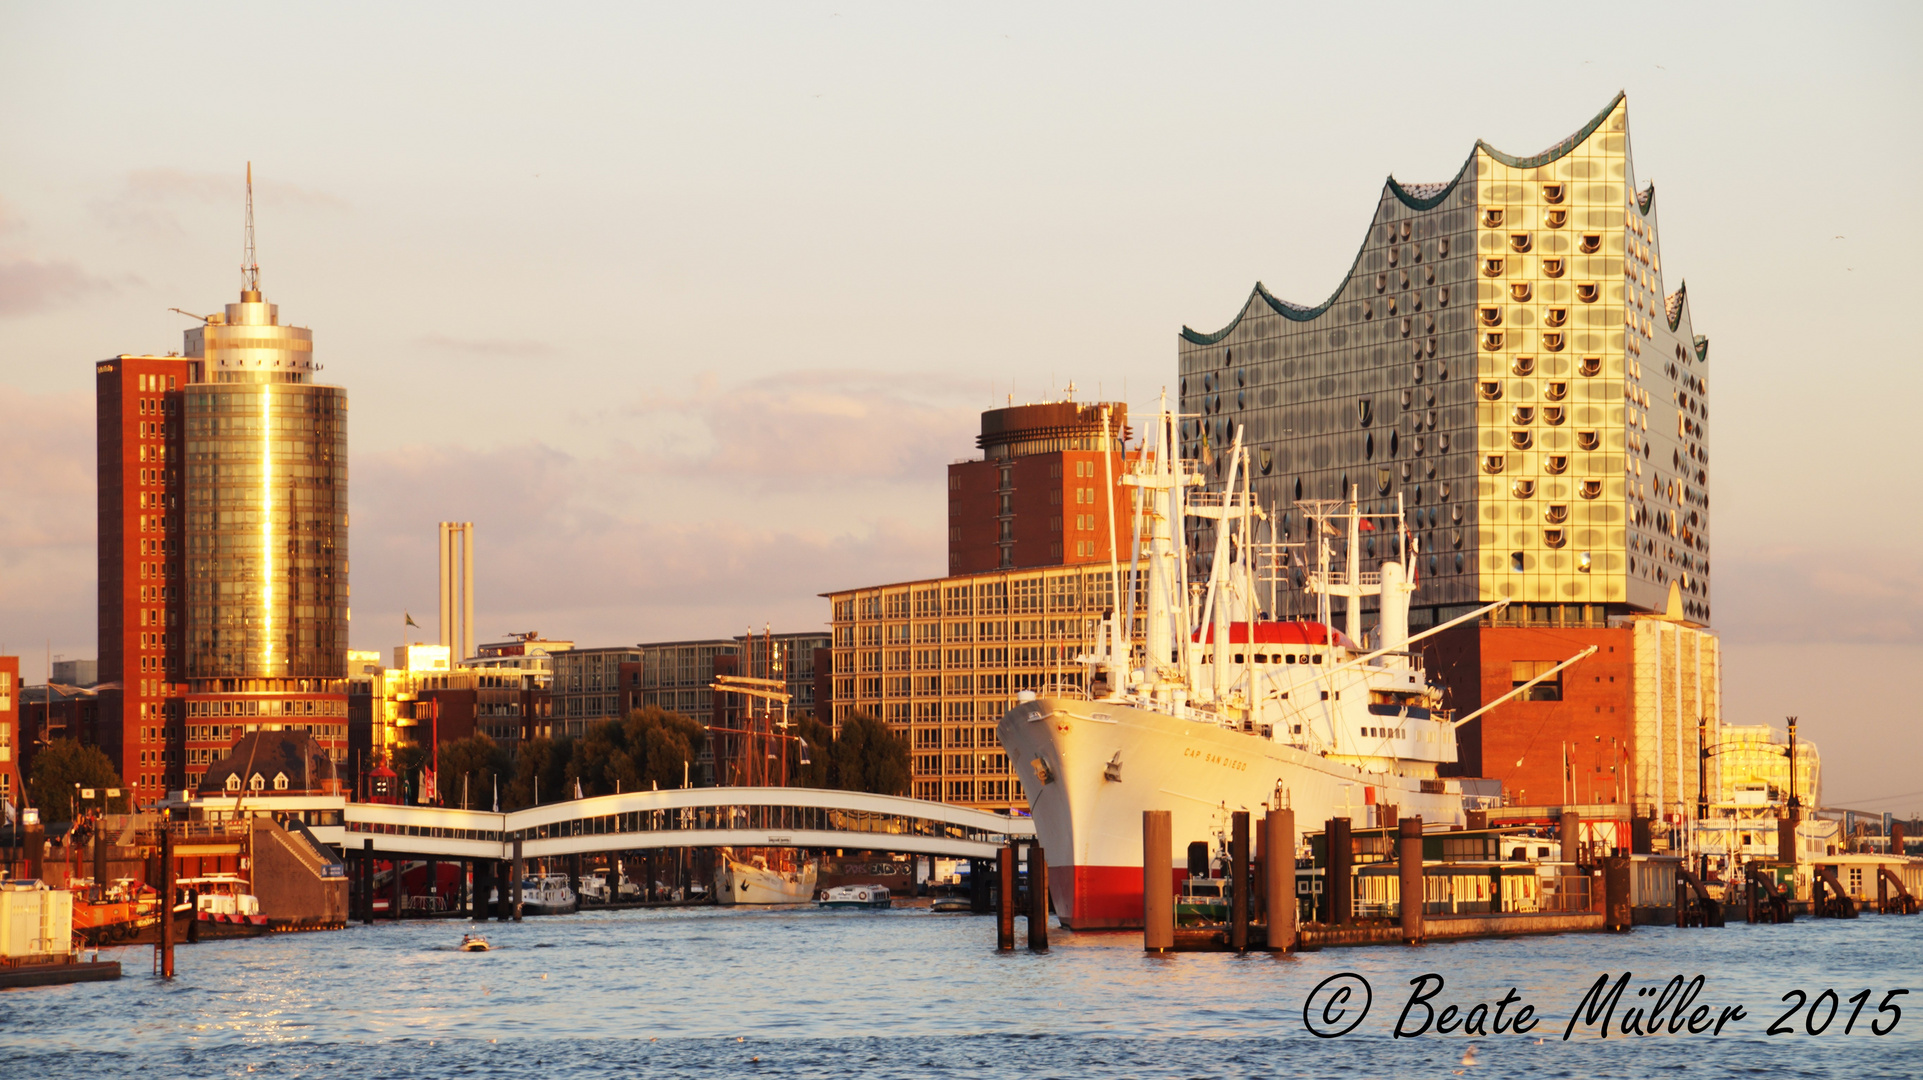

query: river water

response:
[5,906,1918,1078]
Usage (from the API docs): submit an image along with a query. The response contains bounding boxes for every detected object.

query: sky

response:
[1,3,1918,805]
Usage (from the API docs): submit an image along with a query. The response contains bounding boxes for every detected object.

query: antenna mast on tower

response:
[241,162,260,297]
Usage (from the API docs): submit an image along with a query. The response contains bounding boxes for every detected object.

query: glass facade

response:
[182,379,349,678]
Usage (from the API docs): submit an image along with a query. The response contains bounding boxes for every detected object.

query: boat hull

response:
[715,858,818,905]
[999,695,1468,930]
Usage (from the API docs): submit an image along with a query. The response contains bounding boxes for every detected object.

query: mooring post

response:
[473,860,492,921]
[1675,867,1688,928]
[1399,816,1424,945]
[1263,809,1295,952]
[1327,817,1353,926]
[1603,855,1632,931]
[1560,809,1582,866]
[996,846,1015,951]
[1230,811,1250,953]
[1144,811,1173,952]
[394,853,407,921]
[362,839,375,924]
[93,830,109,901]
[1027,843,1049,951]
[159,826,176,979]
[1745,862,1758,924]
[971,859,990,914]
[511,839,525,921]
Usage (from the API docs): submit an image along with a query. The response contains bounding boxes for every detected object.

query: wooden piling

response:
[1326,817,1353,925]
[474,860,493,921]
[996,846,1015,951]
[1027,843,1049,951]
[158,827,176,979]
[1745,861,1758,924]
[1399,816,1424,945]
[1143,811,1173,952]
[971,858,991,914]
[498,859,513,922]
[1559,809,1582,866]
[394,854,407,920]
[92,831,108,900]
[511,839,525,922]
[362,839,375,924]
[1229,812,1250,953]
[1263,809,1295,952]
[1603,855,1632,931]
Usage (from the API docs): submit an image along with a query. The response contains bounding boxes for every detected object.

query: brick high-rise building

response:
[0,657,18,812]
[99,172,350,803]
[948,401,1130,575]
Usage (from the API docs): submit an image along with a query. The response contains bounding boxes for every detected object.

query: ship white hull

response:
[715,857,818,905]
[998,695,1469,929]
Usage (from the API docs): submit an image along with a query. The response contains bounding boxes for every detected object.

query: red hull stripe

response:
[1048,864,1186,931]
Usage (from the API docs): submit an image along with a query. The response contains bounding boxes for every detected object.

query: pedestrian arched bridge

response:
[342,786,1034,861]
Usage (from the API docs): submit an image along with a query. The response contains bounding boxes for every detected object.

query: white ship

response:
[998,397,1548,929]
[714,849,818,905]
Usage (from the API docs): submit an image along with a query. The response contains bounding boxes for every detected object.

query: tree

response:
[829,711,911,796]
[567,708,704,797]
[505,736,575,809]
[436,734,513,809]
[28,740,127,824]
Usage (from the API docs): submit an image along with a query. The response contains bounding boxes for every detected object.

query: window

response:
[1509,233,1532,253]
[1542,332,1564,351]
[1576,282,1599,303]
[1478,306,1502,326]
[1544,504,1569,524]
[1543,528,1566,548]
[1509,282,1532,302]
[1579,233,1601,254]
[1482,258,1504,277]
[1511,661,1563,701]
[1478,381,1503,401]
[1580,480,1604,499]
[1579,356,1602,377]
[1545,209,1567,229]
[1511,479,1536,498]
[1576,430,1600,451]
[1541,258,1565,278]
[1509,430,1533,450]
[1481,208,1504,228]
[1482,455,1506,475]
[1481,332,1503,351]
[1542,183,1565,204]
[1542,406,1564,425]
[1511,406,1536,425]
[1544,455,1569,475]
[1544,308,1567,328]
[1511,355,1536,376]
[1510,552,1526,572]
[1544,381,1567,402]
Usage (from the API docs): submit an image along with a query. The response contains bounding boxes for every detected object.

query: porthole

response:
[1387,296,1398,316]
[1544,454,1568,475]
[1400,317,1412,337]
[1545,209,1567,229]
[1400,220,1413,241]
[1481,331,1503,351]
[1544,308,1567,328]
[1363,301,1374,320]
[1511,355,1536,376]
[1294,478,1303,500]
[1543,528,1566,548]
[1542,183,1565,204]
[1390,429,1400,455]
[1426,409,1438,430]
[1482,455,1506,475]
[1412,364,1425,383]
[1401,389,1414,408]
[1542,406,1565,425]
[1511,406,1536,425]
[1541,257,1565,278]
[1544,381,1567,402]
[1438,236,1450,256]
[1576,282,1599,303]
[1376,470,1392,495]
[1375,273,1388,293]
[1388,246,1399,267]
[1510,430,1533,450]
[1544,504,1569,524]
[1259,449,1273,475]
[1510,233,1532,253]
[1365,432,1375,459]
[1236,368,1246,387]
[1483,258,1504,277]
[1400,461,1413,481]
[1478,381,1503,401]
[1580,234,1601,254]
[1580,480,1603,500]
[1542,332,1565,351]
[1437,432,1449,451]
[1437,286,1450,306]
[1576,430,1600,451]
[1449,501,1461,520]
[1510,282,1532,302]
[1436,358,1447,377]
[1579,356,1603,377]
[1413,435,1425,455]
[1455,552,1465,572]
[1482,208,1505,228]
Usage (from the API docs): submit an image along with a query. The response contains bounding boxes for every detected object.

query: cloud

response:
[92,168,348,239]
[0,386,99,664]
[1712,545,1923,643]
[624,369,982,489]
[347,438,942,650]
[414,334,558,358]
[0,258,114,317]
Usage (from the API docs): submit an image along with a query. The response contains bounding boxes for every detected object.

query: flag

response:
[575,778,584,800]
[492,776,499,813]
[1359,518,1376,532]
[405,612,419,628]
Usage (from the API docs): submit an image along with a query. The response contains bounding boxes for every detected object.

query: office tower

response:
[0,657,17,810]
[96,352,196,799]
[1176,92,1708,631]
[97,171,347,802]
[947,401,1130,575]
[439,522,474,663]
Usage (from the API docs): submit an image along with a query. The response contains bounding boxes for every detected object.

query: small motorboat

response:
[460,934,491,952]
[817,885,891,909]
[929,896,972,913]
